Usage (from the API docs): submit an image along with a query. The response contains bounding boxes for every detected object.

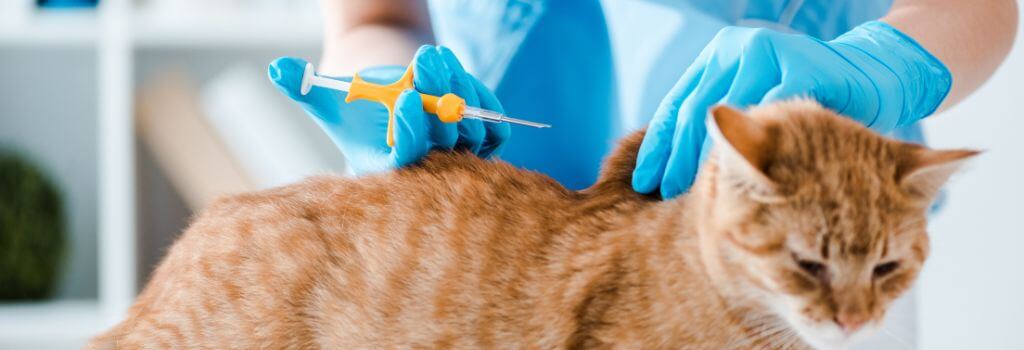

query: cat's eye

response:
[796,258,827,280]
[873,261,900,278]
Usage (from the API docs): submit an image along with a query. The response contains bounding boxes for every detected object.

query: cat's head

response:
[697,100,978,350]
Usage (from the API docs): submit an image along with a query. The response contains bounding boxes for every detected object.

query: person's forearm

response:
[318,0,434,76]
[882,0,1019,110]
[320,26,431,75]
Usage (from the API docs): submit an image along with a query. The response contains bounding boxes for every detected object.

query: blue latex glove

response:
[632,21,951,199]
[268,45,510,175]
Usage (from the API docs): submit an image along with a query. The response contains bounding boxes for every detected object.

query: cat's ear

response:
[707,105,778,200]
[897,146,980,202]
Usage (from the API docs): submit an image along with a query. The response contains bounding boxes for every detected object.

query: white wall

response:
[919,5,1024,349]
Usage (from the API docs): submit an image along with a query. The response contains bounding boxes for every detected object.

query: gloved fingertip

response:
[267,56,309,98]
[491,123,511,144]
[477,122,510,159]
[437,46,466,72]
[631,134,672,194]
[478,145,505,160]
[414,44,435,58]
[268,57,304,77]
[267,61,284,82]
[660,184,683,200]
[630,174,650,194]
[630,166,658,194]
[395,88,423,109]
[659,169,694,199]
[413,45,443,68]
[455,120,486,154]
[663,151,703,198]
[413,46,451,95]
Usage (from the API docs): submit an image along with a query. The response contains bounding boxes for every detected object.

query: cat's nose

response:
[835,312,869,333]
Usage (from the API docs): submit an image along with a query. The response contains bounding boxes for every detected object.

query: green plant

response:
[0,151,66,300]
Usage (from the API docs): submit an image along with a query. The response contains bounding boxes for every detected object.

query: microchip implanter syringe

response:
[300,63,550,147]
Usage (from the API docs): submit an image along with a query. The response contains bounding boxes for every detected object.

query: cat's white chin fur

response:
[770,296,880,350]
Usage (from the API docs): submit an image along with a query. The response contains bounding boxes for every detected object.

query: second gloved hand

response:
[269,45,510,175]
[632,21,952,199]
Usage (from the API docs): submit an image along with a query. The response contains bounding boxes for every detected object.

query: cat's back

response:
[196,149,575,244]
[97,151,582,349]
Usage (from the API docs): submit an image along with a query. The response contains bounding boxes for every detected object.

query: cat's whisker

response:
[880,327,914,350]
[764,330,795,350]
[746,316,783,329]
[757,328,787,342]
[778,330,800,350]
[788,330,806,350]
[773,332,793,350]
[892,217,927,236]
[749,319,784,334]
[882,309,920,323]
[753,324,794,349]
[761,335,784,350]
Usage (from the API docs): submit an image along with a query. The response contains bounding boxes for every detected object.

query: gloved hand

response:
[268,45,510,175]
[632,21,951,199]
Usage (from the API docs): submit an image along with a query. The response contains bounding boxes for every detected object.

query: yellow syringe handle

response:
[345,65,465,147]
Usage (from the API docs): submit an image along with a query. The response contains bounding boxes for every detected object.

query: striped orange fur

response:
[88,100,976,349]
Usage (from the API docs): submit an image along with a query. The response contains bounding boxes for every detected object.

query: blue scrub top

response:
[429,0,914,190]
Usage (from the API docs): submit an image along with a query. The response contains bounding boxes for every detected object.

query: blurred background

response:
[0,0,1020,349]
[0,0,341,348]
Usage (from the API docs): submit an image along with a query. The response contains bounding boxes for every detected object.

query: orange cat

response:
[88,100,976,349]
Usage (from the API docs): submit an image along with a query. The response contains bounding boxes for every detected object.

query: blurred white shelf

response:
[0,2,324,346]
[0,10,98,47]
[132,10,322,49]
[0,300,109,345]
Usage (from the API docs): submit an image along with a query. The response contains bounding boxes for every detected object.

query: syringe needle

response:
[462,106,551,128]
[497,116,551,128]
